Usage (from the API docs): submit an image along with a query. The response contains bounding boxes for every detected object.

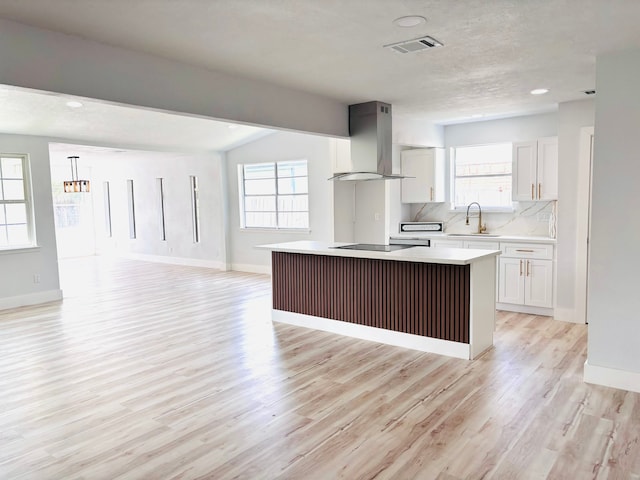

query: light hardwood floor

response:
[1,257,639,479]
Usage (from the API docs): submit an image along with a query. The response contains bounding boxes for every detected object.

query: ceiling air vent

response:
[384,35,444,54]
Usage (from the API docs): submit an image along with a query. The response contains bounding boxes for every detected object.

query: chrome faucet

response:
[465,202,487,234]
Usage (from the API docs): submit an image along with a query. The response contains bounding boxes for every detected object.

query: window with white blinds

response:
[239,160,309,229]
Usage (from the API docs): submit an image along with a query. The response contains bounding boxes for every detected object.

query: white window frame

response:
[238,160,310,231]
[0,153,36,250]
[449,143,514,212]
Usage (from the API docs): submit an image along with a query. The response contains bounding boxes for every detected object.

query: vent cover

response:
[384,35,443,54]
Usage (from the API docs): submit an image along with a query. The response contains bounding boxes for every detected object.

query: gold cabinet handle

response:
[538,183,542,199]
[516,249,535,253]
[531,183,534,200]
[526,260,530,276]
[430,186,433,202]
[520,259,523,276]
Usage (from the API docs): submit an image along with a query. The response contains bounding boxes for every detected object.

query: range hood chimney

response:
[329,101,404,181]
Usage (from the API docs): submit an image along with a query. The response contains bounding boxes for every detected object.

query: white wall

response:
[393,116,445,148]
[0,133,61,308]
[586,49,640,391]
[444,112,557,147]
[0,19,347,138]
[87,149,227,269]
[225,131,334,273]
[555,99,595,323]
[409,113,558,234]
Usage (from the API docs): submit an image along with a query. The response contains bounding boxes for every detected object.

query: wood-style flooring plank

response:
[0,256,639,479]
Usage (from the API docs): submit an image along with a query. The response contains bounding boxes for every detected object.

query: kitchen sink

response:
[446,233,501,237]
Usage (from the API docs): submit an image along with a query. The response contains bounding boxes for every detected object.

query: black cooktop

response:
[333,243,412,252]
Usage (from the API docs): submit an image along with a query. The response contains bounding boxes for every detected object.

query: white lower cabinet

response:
[431,239,464,248]
[498,243,554,311]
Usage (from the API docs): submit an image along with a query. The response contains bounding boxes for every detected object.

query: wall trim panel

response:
[272,252,470,343]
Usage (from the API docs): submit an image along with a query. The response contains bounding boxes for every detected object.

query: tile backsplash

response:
[409,201,556,237]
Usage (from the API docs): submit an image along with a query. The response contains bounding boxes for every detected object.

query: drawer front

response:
[432,239,464,248]
[464,241,500,250]
[501,242,553,260]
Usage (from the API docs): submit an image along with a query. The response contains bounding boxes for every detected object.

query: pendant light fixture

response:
[63,156,90,193]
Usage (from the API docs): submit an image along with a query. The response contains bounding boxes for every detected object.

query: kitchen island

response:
[258,241,501,360]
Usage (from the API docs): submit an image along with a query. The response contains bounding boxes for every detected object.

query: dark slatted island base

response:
[259,241,501,360]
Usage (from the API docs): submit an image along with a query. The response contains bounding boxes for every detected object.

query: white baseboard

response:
[496,303,554,317]
[231,263,271,275]
[122,253,227,270]
[273,309,471,360]
[0,289,63,311]
[584,360,640,394]
[553,307,585,324]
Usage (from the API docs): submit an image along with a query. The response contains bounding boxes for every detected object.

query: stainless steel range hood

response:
[329,101,404,181]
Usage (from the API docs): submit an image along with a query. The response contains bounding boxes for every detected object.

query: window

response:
[103,181,112,238]
[189,175,200,243]
[0,154,35,248]
[451,143,513,209]
[157,178,166,241]
[126,179,136,239]
[239,160,309,229]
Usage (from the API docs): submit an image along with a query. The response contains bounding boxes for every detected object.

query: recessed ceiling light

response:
[392,15,427,27]
[66,101,84,108]
[228,124,239,129]
[530,88,549,95]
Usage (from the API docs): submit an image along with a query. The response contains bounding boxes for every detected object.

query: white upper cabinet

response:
[400,148,445,203]
[330,138,352,174]
[512,137,558,201]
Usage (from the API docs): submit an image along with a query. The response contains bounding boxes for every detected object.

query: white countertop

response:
[390,232,556,244]
[257,241,501,265]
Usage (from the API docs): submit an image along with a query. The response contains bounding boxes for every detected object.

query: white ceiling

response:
[1,1,640,153]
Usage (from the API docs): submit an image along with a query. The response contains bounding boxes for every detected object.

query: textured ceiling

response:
[0,85,274,152]
[1,0,640,151]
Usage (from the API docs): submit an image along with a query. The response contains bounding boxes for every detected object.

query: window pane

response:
[278,161,307,178]
[244,163,275,180]
[1,157,23,178]
[245,212,277,228]
[453,143,512,208]
[7,224,29,245]
[0,226,7,247]
[278,212,309,229]
[455,144,512,175]
[244,195,276,211]
[2,179,25,200]
[454,176,512,207]
[0,205,5,224]
[5,203,27,224]
[278,195,308,212]
[244,178,276,195]
[278,177,308,194]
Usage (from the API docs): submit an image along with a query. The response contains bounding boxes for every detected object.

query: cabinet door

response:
[330,138,352,174]
[537,137,558,200]
[524,259,553,307]
[498,257,524,304]
[512,141,537,201]
[401,149,435,203]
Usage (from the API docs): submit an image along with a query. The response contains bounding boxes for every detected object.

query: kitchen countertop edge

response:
[257,241,501,266]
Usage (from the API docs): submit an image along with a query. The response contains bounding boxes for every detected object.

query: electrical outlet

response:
[374,212,381,221]
[33,274,40,284]
[537,212,551,222]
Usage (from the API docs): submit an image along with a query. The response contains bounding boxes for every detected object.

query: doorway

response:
[50,158,96,259]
